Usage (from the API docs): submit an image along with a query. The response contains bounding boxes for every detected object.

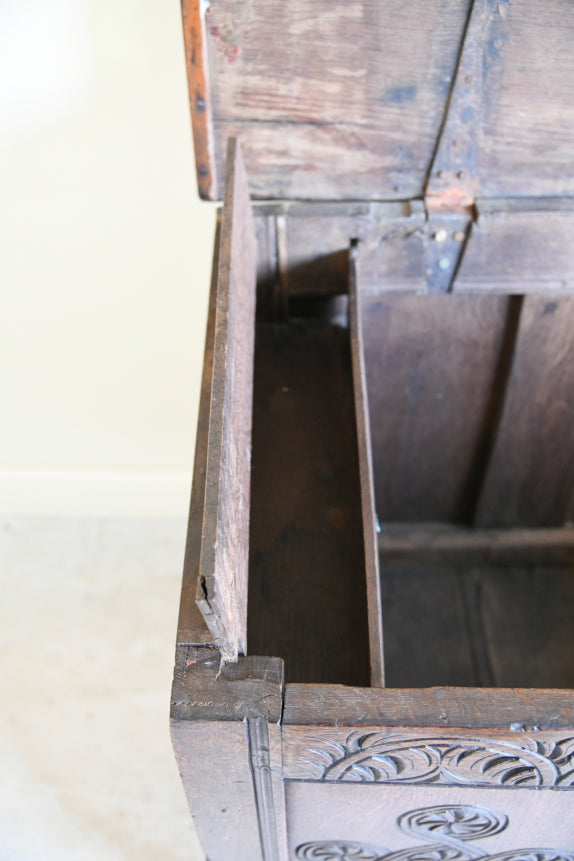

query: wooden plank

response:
[481,567,574,689]
[181,0,217,199]
[479,0,574,198]
[380,565,478,687]
[253,203,574,298]
[349,246,384,688]
[362,293,510,523]
[171,646,286,861]
[282,684,574,729]
[199,0,470,200]
[196,139,257,661]
[476,296,574,528]
[177,218,220,646]
[247,320,371,687]
[455,209,574,294]
[377,524,574,567]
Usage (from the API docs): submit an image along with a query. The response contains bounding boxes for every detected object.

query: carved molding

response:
[295,803,574,861]
[295,731,574,787]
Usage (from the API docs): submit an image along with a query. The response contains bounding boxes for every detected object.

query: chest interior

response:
[183,0,574,692]
[247,203,574,689]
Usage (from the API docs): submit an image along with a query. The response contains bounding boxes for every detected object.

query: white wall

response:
[0,0,216,516]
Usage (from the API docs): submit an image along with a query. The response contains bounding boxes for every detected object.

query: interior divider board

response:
[196,139,257,662]
[377,524,574,568]
[361,293,511,524]
[475,296,574,528]
[349,246,385,688]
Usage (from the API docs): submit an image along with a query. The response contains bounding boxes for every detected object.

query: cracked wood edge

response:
[196,138,257,662]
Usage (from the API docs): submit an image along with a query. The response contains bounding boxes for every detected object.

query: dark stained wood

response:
[171,718,267,861]
[378,524,574,568]
[253,203,574,299]
[481,567,574,689]
[196,139,257,661]
[455,208,574,293]
[362,293,510,523]
[171,646,286,861]
[177,217,220,646]
[199,0,470,200]
[381,565,478,688]
[171,645,283,722]
[282,685,574,729]
[181,0,217,199]
[349,247,384,688]
[476,296,574,528]
[380,561,574,690]
[271,202,426,297]
[247,318,371,687]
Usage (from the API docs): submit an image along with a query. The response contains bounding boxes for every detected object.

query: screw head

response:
[453,231,466,242]
[433,229,448,243]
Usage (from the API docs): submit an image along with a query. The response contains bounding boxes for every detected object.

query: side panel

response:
[196,138,257,661]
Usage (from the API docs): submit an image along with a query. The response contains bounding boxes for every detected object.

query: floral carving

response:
[299,732,574,788]
[294,803,574,861]
[397,805,507,843]
[295,842,386,860]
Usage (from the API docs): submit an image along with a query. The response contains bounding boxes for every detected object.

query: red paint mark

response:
[210,24,222,41]
[224,43,240,63]
[186,658,197,667]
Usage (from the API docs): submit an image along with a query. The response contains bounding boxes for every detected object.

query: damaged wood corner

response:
[171,645,284,723]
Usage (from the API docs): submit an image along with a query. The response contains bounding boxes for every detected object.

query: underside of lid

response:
[182,0,574,203]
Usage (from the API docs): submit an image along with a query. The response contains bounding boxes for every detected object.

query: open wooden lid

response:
[182,0,574,203]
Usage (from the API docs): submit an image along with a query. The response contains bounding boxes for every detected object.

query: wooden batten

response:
[195,139,257,662]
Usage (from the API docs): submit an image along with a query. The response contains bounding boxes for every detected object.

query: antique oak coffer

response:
[170,1,574,859]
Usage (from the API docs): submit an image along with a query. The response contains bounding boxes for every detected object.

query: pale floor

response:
[0,517,204,861]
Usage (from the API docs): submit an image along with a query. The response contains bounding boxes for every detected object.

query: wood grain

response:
[381,564,478,688]
[171,646,287,861]
[481,566,574,689]
[247,318,371,687]
[349,247,384,688]
[196,139,257,661]
[181,0,217,199]
[171,718,265,861]
[479,0,574,198]
[362,293,510,523]
[476,296,574,527]
[282,685,574,729]
[200,0,470,200]
[456,209,574,293]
